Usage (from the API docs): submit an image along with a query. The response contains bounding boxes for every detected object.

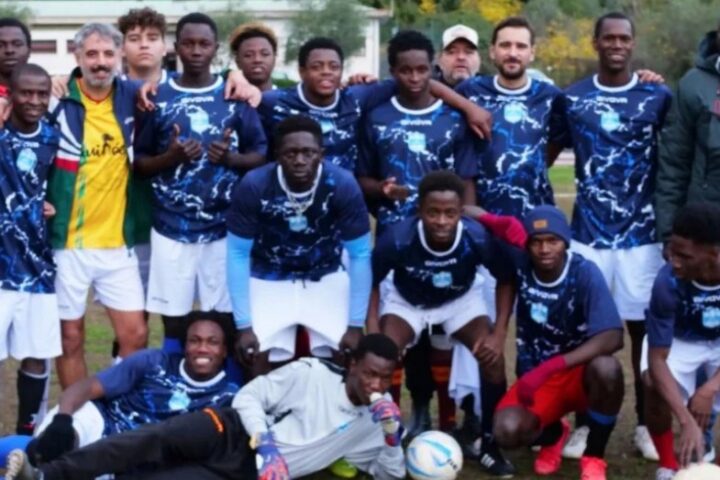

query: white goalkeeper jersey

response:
[232,357,405,479]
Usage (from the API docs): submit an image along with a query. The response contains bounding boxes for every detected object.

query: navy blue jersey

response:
[135,76,267,243]
[565,74,672,248]
[646,264,720,347]
[456,76,566,218]
[0,122,59,293]
[258,81,395,172]
[514,251,622,375]
[227,162,370,280]
[93,349,239,436]
[372,216,511,309]
[357,98,480,234]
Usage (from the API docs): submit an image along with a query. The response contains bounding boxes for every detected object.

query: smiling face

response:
[593,18,634,74]
[75,32,120,89]
[10,71,51,129]
[419,190,462,248]
[183,320,227,381]
[490,26,534,81]
[234,35,276,89]
[299,48,342,100]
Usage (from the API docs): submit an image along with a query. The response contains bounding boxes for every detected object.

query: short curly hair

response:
[117,7,167,37]
[229,22,277,54]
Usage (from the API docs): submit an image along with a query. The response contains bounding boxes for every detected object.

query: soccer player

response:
[435,24,481,87]
[0,18,30,95]
[643,203,720,479]
[564,11,672,459]
[135,13,267,354]
[493,205,624,480]
[226,115,372,375]
[229,22,277,92]
[6,334,406,480]
[371,171,517,477]
[257,36,492,173]
[455,16,567,219]
[0,64,59,435]
[0,311,239,467]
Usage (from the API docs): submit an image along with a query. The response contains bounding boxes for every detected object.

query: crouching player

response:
[644,203,720,480]
[493,205,624,480]
[370,171,517,477]
[0,64,60,434]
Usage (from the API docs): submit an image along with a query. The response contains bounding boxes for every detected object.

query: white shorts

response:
[571,242,664,320]
[0,290,61,361]
[251,270,349,362]
[641,336,720,412]
[478,266,497,323]
[54,248,145,319]
[134,243,151,295]
[380,274,488,346]
[146,230,231,316]
[36,402,105,447]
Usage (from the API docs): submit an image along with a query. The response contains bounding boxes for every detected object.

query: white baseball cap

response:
[442,24,479,49]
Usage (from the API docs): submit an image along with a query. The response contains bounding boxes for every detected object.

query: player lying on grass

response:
[643,203,720,480]
[0,311,240,468]
[370,170,523,477]
[492,205,624,480]
[5,334,406,480]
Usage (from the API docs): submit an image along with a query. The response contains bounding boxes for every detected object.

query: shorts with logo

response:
[146,229,231,316]
[641,336,720,412]
[571,242,664,320]
[250,270,350,362]
[0,290,61,360]
[54,247,145,319]
[497,365,589,427]
[380,274,489,347]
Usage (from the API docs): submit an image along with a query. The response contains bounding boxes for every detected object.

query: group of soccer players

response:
[0,4,720,480]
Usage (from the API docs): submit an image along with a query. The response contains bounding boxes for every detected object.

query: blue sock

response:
[162,337,182,354]
[0,435,32,468]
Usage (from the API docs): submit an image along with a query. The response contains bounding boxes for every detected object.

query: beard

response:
[497,62,526,80]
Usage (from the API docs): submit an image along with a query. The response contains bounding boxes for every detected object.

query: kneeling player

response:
[371,171,517,477]
[493,205,624,480]
[644,203,720,480]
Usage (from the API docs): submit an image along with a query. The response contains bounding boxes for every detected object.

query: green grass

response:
[549,164,576,195]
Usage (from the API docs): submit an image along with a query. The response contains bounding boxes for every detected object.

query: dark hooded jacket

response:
[656,30,720,240]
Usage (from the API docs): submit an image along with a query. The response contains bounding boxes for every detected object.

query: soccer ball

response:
[674,462,720,480]
[406,431,463,480]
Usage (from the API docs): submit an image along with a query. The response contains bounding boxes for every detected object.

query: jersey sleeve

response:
[548,91,569,146]
[349,79,396,112]
[96,350,165,398]
[580,260,623,336]
[226,171,263,238]
[646,265,677,348]
[332,172,371,241]
[232,358,313,436]
[453,116,481,179]
[134,107,162,158]
[233,103,268,157]
[480,235,517,283]
[371,228,396,287]
[257,90,281,145]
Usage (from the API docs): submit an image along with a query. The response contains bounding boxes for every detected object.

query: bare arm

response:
[429,79,491,139]
[57,377,106,415]
[562,329,623,368]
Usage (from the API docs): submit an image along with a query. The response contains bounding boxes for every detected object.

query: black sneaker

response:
[405,401,431,440]
[478,437,516,478]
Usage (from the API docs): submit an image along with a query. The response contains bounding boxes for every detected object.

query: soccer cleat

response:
[328,458,358,478]
[562,425,589,459]
[580,456,607,480]
[534,418,570,475]
[478,437,516,478]
[5,449,40,480]
[654,467,676,480]
[634,426,659,461]
[405,401,432,440]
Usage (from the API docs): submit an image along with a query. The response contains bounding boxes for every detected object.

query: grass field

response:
[1,165,713,479]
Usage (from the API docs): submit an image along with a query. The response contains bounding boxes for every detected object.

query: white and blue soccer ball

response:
[406,431,463,480]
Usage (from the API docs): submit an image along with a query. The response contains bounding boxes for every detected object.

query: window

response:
[31,40,57,54]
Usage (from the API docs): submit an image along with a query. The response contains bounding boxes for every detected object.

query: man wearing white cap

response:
[435,24,482,87]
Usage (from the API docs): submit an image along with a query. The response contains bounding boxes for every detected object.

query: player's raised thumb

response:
[171,123,180,142]
[223,128,232,143]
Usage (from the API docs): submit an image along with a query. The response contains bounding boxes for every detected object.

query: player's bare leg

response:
[56,319,86,389]
[107,307,148,360]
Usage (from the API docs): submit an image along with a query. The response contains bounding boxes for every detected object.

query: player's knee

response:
[61,323,85,353]
[493,408,530,449]
[20,358,47,375]
[117,320,148,347]
[587,355,623,391]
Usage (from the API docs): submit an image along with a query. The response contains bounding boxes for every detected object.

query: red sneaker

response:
[534,418,570,475]
[580,456,607,480]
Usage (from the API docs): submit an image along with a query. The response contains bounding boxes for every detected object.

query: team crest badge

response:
[600,111,621,132]
[503,102,526,124]
[288,214,308,232]
[188,108,210,134]
[168,389,191,410]
[531,303,548,324]
[432,271,452,288]
[407,131,427,153]
[319,119,334,134]
[702,307,720,329]
[16,148,37,172]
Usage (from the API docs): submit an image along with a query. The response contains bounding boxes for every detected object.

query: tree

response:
[285,0,368,64]
[0,1,32,22]
[206,1,252,68]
